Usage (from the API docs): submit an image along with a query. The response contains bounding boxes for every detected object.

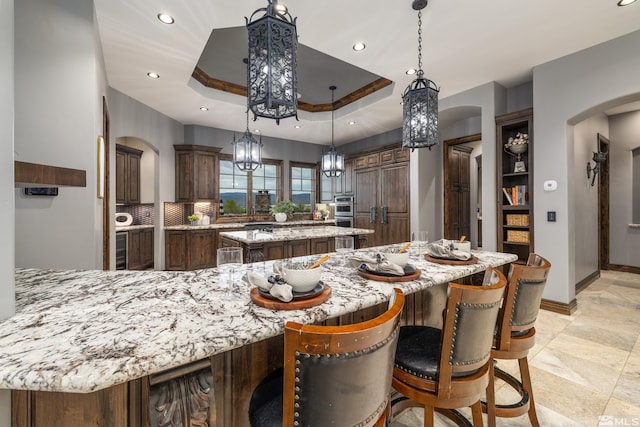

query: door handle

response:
[370,206,377,223]
[381,206,388,224]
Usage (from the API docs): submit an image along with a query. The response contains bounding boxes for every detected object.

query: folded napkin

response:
[425,239,472,261]
[349,253,405,276]
[246,270,293,302]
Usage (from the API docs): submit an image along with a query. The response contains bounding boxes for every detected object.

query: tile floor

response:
[390,270,640,427]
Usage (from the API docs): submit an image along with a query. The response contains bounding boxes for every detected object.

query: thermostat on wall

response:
[543,180,557,192]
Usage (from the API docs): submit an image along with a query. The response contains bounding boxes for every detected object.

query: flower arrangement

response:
[187,214,200,225]
[504,132,529,150]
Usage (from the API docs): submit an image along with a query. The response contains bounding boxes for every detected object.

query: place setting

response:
[423,236,479,265]
[350,243,422,282]
[246,255,332,310]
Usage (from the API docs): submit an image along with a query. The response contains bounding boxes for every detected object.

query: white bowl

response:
[282,263,322,292]
[452,241,471,253]
[384,252,409,267]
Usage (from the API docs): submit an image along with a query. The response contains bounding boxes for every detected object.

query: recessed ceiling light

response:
[617,0,637,5]
[157,13,174,24]
[147,72,160,79]
[353,42,366,52]
[253,129,261,134]
[406,68,416,75]
[294,125,302,129]
[348,121,356,126]
[200,107,208,111]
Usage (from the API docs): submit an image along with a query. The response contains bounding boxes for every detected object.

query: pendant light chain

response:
[417,10,423,75]
[331,88,335,148]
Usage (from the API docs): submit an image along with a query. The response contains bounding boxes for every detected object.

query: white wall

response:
[14,0,105,269]
[0,0,15,423]
[609,111,640,267]
[534,29,640,303]
[107,88,183,270]
[573,114,609,283]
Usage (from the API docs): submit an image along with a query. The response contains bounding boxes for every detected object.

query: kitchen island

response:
[1,245,517,427]
[219,225,374,262]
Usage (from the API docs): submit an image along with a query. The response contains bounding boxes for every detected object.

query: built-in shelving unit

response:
[496,108,534,263]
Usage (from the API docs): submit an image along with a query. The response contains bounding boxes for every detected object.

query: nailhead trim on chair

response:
[510,278,545,327]
[292,327,399,427]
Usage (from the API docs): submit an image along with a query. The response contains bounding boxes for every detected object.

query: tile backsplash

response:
[116,204,154,225]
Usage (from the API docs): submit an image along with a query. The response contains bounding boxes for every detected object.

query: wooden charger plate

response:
[250,285,332,310]
[357,268,422,283]
[423,254,478,265]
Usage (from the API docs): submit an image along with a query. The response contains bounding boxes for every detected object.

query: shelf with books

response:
[496,108,534,263]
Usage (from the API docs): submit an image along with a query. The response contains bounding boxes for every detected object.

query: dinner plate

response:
[357,265,422,282]
[258,281,326,301]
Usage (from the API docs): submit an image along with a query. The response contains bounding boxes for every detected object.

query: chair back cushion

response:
[283,288,405,427]
[507,254,551,333]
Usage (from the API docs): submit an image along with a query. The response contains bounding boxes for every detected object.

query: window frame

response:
[218,154,283,217]
[289,161,319,211]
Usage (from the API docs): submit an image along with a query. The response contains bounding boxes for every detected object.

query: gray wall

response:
[534,29,640,304]
[107,89,184,270]
[609,111,640,267]
[573,114,609,283]
[0,0,15,423]
[14,0,106,270]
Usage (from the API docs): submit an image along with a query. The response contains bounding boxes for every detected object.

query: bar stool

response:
[483,253,551,427]
[248,288,405,427]
[391,268,507,427]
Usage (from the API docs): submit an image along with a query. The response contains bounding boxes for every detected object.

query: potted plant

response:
[269,199,295,222]
[187,214,200,226]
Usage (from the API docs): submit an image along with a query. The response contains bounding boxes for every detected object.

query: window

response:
[219,156,282,216]
[290,162,317,212]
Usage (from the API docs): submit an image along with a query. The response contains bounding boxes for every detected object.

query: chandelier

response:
[233,110,263,171]
[246,0,298,125]
[402,0,440,151]
[321,86,345,178]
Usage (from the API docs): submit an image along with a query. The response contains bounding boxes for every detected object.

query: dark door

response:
[445,145,472,241]
[354,168,380,246]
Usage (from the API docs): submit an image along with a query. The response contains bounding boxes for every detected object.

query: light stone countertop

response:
[0,245,517,394]
[219,225,374,244]
[114,224,154,232]
[164,219,335,231]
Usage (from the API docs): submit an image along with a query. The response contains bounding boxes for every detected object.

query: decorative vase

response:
[275,212,287,222]
[190,220,198,226]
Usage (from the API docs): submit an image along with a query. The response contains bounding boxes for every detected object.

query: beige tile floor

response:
[391,270,640,427]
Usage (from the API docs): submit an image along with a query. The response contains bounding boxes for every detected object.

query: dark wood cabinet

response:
[128,228,154,270]
[444,145,472,241]
[496,108,534,263]
[116,145,142,204]
[310,237,334,255]
[342,158,354,195]
[174,145,221,202]
[354,145,410,247]
[165,229,217,270]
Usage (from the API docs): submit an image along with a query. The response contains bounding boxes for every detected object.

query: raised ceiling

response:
[95,0,640,146]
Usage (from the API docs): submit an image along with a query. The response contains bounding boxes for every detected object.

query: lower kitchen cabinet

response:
[165,229,217,271]
[128,228,154,270]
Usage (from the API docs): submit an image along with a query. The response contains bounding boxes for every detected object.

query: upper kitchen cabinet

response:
[174,145,222,202]
[116,144,142,204]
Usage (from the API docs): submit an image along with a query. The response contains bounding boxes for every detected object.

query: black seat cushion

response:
[248,367,283,427]
[394,326,480,380]
[394,326,442,380]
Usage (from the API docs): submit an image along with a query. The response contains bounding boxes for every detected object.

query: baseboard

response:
[607,264,640,275]
[540,298,577,315]
[575,270,600,295]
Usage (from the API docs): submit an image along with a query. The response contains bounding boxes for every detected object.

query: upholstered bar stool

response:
[248,288,405,427]
[483,253,551,427]
[391,268,507,427]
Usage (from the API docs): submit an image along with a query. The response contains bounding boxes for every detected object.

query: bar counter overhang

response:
[0,244,517,426]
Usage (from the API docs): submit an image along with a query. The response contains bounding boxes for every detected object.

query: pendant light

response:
[402,0,440,151]
[321,86,345,178]
[233,110,263,171]
[246,0,298,125]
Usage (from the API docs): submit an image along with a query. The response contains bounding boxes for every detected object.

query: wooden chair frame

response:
[391,268,507,427]
[280,288,405,427]
[484,253,551,427]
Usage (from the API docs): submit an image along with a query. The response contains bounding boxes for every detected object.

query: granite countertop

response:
[220,225,374,244]
[115,224,154,232]
[164,219,335,231]
[0,245,517,394]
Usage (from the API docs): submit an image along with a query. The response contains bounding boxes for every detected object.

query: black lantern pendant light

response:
[321,86,345,178]
[233,110,263,171]
[246,0,298,125]
[402,0,440,151]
